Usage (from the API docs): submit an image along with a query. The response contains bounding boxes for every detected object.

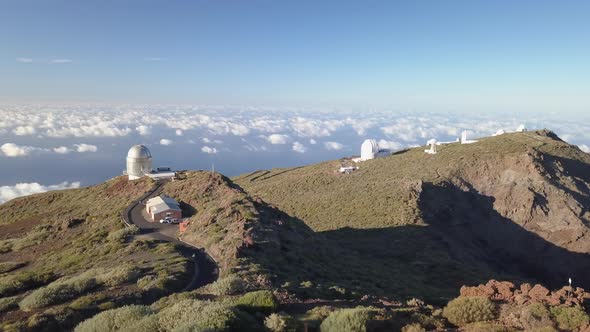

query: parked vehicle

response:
[169,218,180,224]
[159,217,171,224]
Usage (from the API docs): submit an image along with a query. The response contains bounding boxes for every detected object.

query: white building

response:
[424,139,437,154]
[126,145,153,180]
[493,129,505,136]
[460,131,478,144]
[145,195,182,221]
[359,139,391,161]
[125,145,176,180]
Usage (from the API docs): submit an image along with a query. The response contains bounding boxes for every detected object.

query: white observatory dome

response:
[360,139,379,161]
[126,145,153,180]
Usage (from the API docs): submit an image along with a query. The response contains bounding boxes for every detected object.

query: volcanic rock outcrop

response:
[460,280,590,306]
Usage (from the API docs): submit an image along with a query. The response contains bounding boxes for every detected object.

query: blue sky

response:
[1,0,590,111]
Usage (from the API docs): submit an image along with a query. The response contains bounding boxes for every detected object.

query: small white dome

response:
[127,145,152,159]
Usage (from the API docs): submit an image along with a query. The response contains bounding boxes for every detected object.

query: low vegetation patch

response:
[549,305,589,331]
[0,261,25,274]
[442,296,496,327]
[265,312,298,332]
[319,307,378,332]
[106,225,139,243]
[234,290,278,314]
[0,295,20,313]
[74,305,153,332]
[94,264,139,287]
[0,270,55,297]
[207,274,246,296]
[19,274,98,310]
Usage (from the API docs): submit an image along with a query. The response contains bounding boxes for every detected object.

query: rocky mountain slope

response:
[235,130,590,296]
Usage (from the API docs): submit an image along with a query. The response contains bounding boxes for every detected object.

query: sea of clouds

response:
[1,104,589,204]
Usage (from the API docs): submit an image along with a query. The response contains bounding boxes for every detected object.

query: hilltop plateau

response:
[235,130,590,295]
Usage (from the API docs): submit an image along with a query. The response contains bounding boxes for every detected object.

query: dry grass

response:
[0,176,192,330]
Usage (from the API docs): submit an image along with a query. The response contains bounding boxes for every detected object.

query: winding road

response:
[122,181,218,292]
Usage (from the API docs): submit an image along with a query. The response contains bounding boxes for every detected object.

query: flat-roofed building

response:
[146,195,182,221]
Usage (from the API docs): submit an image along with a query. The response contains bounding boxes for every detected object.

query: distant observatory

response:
[424,139,437,154]
[460,130,478,144]
[124,145,175,181]
[359,139,391,161]
[126,145,153,180]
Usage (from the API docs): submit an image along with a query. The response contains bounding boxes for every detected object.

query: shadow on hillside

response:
[240,180,590,303]
[419,182,590,290]
[540,154,590,218]
[244,195,505,302]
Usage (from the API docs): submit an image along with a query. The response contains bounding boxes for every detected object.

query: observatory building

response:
[124,145,176,180]
[359,139,392,161]
[126,145,153,180]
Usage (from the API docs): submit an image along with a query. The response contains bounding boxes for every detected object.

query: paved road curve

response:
[123,182,218,291]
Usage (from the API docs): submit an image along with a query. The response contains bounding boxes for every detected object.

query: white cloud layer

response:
[136,125,151,136]
[1,143,98,157]
[50,59,73,64]
[264,134,289,145]
[377,139,404,151]
[292,141,307,153]
[324,141,344,150]
[160,139,173,146]
[0,181,80,204]
[0,143,43,157]
[1,104,590,163]
[13,125,36,136]
[74,144,98,152]
[201,146,217,154]
[53,146,71,154]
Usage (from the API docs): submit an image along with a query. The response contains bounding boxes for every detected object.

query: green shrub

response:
[442,296,496,326]
[27,313,58,331]
[265,312,298,332]
[320,307,377,332]
[401,323,426,332]
[5,225,52,252]
[172,302,238,332]
[125,315,161,332]
[157,299,240,331]
[95,265,139,287]
[305,306,335,321]
[68,293,106,310]
[463,322,512,332]
[74,305,153,332]
[136,274,157,290]
[150,292,198,311]
[0,262,25,274]
[234,290,278,314]
[19,274,98,310]
[550,305,590,331]
[0,271,55,297]
[208,275,246,296]
[157,299,208,331]
[518,302,553,331]
[0,239,14,253]
[0,295,20,313]
[107,226,139,243]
